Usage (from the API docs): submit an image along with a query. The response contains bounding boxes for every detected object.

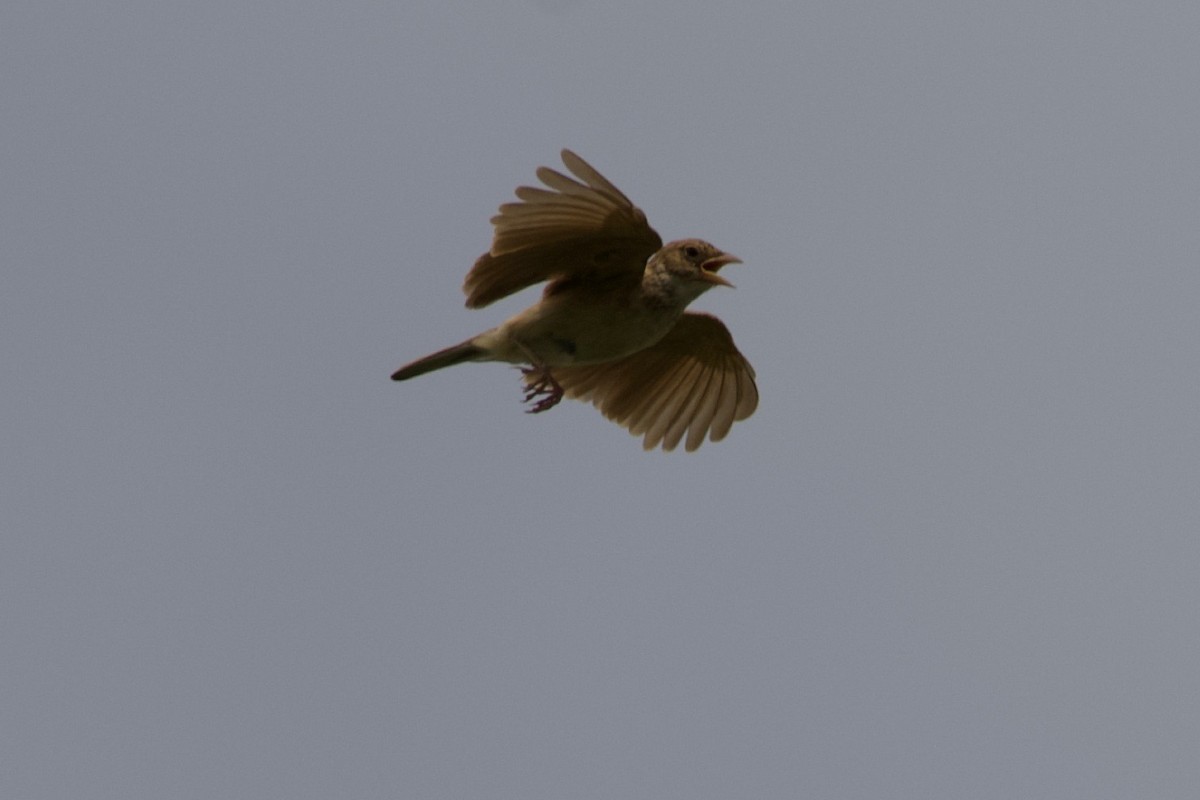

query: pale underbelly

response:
[488,304,679,367]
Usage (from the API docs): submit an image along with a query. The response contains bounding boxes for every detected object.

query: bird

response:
[390,149,757,452]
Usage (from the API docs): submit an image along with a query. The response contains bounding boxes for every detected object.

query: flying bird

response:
[391,150,757,451]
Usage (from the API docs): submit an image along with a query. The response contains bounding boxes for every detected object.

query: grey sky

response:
[5,1,1200,797]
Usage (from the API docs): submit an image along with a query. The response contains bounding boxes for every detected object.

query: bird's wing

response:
[463,150,663,308]
[547,312,757,452]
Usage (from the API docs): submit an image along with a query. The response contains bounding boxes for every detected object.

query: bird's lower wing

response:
[546,313,758,452]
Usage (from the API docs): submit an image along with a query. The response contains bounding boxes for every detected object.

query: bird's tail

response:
[391,340,484,381]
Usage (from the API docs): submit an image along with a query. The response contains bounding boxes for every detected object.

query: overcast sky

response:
[5,1,1200,798]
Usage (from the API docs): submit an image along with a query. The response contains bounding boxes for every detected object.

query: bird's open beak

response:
[698,253,742,288]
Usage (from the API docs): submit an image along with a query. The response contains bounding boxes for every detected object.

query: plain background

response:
[5,1,1200,798]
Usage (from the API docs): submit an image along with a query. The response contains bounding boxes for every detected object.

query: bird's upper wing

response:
[463,150,663,308]
[547,312,757,452]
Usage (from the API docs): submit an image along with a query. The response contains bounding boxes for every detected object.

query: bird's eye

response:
[684,245,700,259]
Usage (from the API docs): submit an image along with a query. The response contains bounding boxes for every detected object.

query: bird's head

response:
[646,239,741,305]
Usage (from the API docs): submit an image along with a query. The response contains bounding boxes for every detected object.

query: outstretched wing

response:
[463,150,663,308]
[547,313,757,452]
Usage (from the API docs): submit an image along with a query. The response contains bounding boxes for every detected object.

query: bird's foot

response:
[521,365,564,414]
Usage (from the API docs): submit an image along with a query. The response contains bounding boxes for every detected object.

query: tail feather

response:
[391,340,484,381]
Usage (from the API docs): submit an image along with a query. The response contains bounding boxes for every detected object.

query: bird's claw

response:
[521,365,564,414]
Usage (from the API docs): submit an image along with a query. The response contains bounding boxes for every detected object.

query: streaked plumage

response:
[391,150,757,451]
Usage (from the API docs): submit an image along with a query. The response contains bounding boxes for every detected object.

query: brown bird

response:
[391,149,757,452]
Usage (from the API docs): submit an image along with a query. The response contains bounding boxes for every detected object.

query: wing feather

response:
[662,361,716,452]
[463,150,662,307]
[602,346,677,426]
[709,359,740,442]
[685,365,723,452]
[551,313,757,452]
[641,358,705,451]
